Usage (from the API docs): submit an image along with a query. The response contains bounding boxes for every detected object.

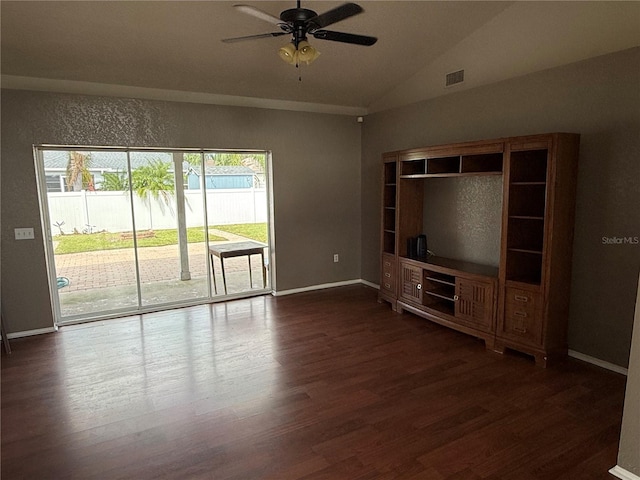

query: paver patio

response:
[52,233,270,318]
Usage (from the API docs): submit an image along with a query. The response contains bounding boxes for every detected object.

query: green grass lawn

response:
[54,223,267,254]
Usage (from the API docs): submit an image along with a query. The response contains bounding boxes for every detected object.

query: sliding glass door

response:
[36,147,271,325]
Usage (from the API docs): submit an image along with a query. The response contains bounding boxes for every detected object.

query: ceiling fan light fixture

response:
[278,42,297,64]
[297,40,320,65]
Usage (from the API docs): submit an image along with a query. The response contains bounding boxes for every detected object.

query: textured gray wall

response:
[1,91,362,333]
[361,47,640,367]
[422,176,503,267]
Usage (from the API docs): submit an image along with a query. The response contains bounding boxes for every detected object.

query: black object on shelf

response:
[407,237,417,258]
[416,234,427,258]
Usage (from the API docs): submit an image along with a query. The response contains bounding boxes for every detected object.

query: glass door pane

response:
[129,151,209,306]
[204,152,270,296]
[43,149,139,319]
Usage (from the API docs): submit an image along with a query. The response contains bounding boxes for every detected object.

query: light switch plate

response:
[15,227,35,240]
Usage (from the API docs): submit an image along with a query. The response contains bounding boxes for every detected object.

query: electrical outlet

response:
[15,227,35,240]
[333,254,339,263]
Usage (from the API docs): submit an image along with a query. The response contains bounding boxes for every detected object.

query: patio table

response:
[209,241,267,295]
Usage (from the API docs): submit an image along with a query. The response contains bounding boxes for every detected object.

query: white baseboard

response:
[272,279,365,297]
[7,326,58,339]
[360,279,379,289]
[610,465,640,480]
[568,350,628,376]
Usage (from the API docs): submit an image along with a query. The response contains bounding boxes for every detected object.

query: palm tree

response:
[131,160,175,205]
[100,170,129,191]
[66,151,93,191]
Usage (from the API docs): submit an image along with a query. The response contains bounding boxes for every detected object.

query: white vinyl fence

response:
[47,189,267,234]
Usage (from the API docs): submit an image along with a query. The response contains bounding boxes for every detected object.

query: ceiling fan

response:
[222,1,377,66]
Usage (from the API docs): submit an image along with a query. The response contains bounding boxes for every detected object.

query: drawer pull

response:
[384,283,391,289]
[514,311,528,318]
[416,284,422,290]
[453,294,459,301]
[384,261,391,267]
[514,295,529,302]
[385,273,391,278]
[514,325,528,333]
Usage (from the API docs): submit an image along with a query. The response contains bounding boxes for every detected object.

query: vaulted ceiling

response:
[2,1,639,115]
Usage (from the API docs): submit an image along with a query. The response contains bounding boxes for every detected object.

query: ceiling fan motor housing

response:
[280,8,317,24]
[280,7,318,46]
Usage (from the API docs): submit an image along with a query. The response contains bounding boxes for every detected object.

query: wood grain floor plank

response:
[1,285,626,479]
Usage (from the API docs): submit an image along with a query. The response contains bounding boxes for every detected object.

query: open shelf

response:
[508,184,547,218]
[425,275,455,287]
[424,289,455,302]
[424,301,455,317]
[506,250,543,285]
[427,156,461,174]
[383,231,395,254]
[461,152,503,173]
[401,159,426,176]
[384,161,397,183]
[384,209,395,231]
[384,185,396,207]
[381,158,398,256]
[507,216,544,253]
[510,149,548,183]
[400,152,503,178]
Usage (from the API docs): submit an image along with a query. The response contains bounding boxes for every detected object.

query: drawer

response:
[381,255,396,294]
[381,278,396,294]
[502,288,543,346]
[505,288,539,313]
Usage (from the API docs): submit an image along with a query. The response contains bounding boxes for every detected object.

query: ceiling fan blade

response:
[222,32,288,43]
[234,4,283,26]
[307,3,363,30]
[312,30,377,46]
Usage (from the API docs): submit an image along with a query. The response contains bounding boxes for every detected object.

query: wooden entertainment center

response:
[378,133,580,366]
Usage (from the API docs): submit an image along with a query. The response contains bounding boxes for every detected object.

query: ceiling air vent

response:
[445,69,464,87]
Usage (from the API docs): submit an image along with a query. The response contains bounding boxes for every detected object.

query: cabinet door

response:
[455,279,494,331]
[399,261,422,305]
[500,288,543,346]
[380,254,396,296]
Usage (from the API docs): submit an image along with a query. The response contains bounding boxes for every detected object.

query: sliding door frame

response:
[34,145,273,327]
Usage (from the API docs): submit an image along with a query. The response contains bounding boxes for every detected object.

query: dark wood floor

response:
[2,285,626,479]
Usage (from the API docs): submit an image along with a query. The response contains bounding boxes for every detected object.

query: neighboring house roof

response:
[43,151,256,176]
[43,150,179,171]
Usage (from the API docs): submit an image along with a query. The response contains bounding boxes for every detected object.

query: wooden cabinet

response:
[379,133,579,366]
[495,134,580,366]
[397,257,497,349]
